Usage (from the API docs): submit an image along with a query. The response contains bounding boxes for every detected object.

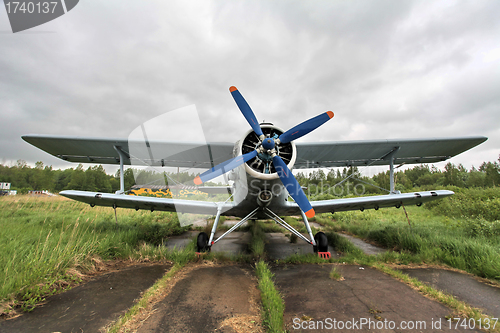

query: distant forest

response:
[1,156,499,195]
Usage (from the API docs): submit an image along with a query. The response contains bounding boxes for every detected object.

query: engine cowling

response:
[236,124,297,180]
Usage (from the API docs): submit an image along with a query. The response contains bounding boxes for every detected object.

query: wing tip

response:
[327,111,334,119]
[229,86,238,92]
[193,176,203,185]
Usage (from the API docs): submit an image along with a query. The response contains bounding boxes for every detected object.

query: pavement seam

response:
[106,263,194,333]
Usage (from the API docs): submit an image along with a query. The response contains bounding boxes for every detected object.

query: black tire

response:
[314,232,328,253]
[197,232,210,252]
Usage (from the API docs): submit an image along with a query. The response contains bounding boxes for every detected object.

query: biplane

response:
[23,86,487,257]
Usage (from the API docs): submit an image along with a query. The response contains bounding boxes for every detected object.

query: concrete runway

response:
[138,264,262,332]
[400,267,500,319]
[273,264,482,332]
[0,264,171,333]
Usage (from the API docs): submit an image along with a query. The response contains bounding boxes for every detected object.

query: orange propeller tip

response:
[327,111,334,119]
[305,208,315,218]
[229,86,238,92]
[193,176,202,185]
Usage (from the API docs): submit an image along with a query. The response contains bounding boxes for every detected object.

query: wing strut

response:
[300,209,316,246]
[113,146,129,194]
[385,147,400,194]
[208,205,223,246]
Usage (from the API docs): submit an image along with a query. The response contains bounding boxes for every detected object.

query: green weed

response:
[255,260,285,333]
[329,266,344,281]
[250,222,266,258]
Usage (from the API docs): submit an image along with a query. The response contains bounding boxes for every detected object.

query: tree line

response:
[0,161,199,194]
[295,156,500,196]
[1,156,499,195]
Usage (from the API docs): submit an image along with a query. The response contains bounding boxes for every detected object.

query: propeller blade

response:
[194,150,257,185]
[278,111,334,144]
[272,155,315,218]
[230,86,264,139]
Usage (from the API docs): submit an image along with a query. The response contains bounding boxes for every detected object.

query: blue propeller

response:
[230,86,264,139]
[194,86,335,218]
[272,155,314,218]
[278,111,334,144]
[194,150,257,185]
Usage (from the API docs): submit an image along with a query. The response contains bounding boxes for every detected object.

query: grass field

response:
[2,189,500,322]
[0,195,191,313]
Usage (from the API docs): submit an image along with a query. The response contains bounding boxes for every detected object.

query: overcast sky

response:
[1,0,499,177]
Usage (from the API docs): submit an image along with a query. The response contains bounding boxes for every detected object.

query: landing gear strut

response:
[264,207,331,259]
[198,207,260,254]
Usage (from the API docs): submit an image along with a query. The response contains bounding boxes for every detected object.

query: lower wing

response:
[60,189,452,220]
[278,190,453,215]
[59,190,235,215]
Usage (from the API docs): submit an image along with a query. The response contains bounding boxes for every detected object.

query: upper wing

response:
[22,135,234,169]
[60,190,235,215]
[277,190,454,215]
[295,136,487,168]
[24,135,486,169]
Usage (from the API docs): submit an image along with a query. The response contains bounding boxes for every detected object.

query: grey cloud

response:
[0,0,498,171]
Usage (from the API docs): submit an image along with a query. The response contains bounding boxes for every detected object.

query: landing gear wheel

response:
[313,232,328,253]
[197,232,210,252]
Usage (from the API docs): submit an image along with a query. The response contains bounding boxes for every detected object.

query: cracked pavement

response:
[272,264,480,332]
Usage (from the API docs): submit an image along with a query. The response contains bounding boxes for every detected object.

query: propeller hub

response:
[262,138,275,150]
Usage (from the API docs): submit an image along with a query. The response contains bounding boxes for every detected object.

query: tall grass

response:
[0,195,190,312]
[424,187,500,222]
[250,221,266,257]
[255,260,285,333]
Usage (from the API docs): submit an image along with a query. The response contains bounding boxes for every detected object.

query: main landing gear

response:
[197,232,210,253]
[195,206,331,259]
[313,231,331,259]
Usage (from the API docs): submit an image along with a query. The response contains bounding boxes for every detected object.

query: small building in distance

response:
[0,183,12,196]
